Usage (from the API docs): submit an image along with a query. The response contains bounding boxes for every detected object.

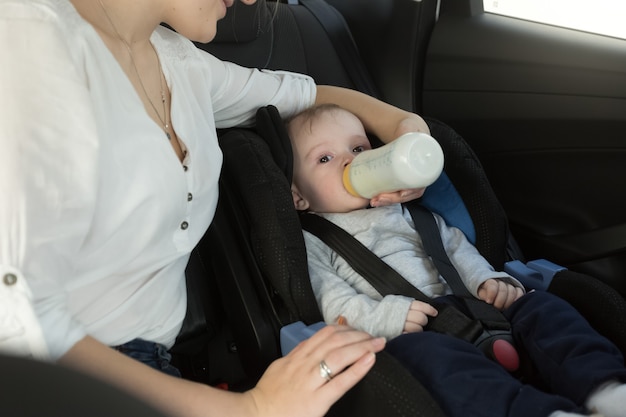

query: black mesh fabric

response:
[218,128,321,325]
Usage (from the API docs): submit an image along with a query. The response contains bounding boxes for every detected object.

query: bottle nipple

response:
[343,165,360,197]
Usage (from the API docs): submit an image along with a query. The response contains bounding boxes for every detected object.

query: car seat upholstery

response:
[325,0,440,113]
[198,0,362,89]
[0,354,169,417]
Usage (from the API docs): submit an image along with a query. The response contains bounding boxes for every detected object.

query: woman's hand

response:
[246,325,386,417]
[403,300,438,333]
[370,188,426,207]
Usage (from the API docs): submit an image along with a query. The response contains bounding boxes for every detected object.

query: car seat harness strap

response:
[405,203,512,332]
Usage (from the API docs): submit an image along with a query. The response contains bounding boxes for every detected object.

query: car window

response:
[483,0,626,40]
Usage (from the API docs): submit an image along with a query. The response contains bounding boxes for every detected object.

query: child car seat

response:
[251,103,626,377]
[174,1,448,415]
[209,125,446,416]
[218,97,626,382]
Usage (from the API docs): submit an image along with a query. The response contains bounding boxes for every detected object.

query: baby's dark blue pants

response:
[385,290,626,417]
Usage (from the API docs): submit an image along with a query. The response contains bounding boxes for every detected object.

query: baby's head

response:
[286,104,372,213]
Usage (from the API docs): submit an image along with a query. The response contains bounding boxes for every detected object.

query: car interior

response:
[167,0,626,415]
[8,1,625,416]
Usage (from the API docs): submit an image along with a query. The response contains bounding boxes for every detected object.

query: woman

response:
[0,0,429,416]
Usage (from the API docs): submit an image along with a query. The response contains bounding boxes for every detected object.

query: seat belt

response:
[300,205,520,371]
[300,212,432,303]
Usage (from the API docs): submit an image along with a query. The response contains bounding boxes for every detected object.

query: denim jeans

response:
[114,338,181,378]
[385,290,626,417]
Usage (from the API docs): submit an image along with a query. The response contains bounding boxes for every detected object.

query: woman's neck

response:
[71,0,163,47]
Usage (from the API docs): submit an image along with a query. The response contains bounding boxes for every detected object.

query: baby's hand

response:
[478,279,524,310]
[370,188,426,207]
[404,300,438,333]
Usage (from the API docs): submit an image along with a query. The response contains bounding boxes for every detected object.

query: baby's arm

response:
[477,279,524,310]
[433,214,525,308]
[306,233,416,339]
[404,300,438,333]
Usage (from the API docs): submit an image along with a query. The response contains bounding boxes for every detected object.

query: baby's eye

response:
[319,155,333,163]
[353,146,366,153]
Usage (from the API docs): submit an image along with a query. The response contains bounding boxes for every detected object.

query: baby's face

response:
[290,109,371,213]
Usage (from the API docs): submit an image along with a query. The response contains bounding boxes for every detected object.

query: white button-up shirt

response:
[0,0,316,359]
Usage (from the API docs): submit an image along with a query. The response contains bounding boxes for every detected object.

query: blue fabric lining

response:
[421,172,476,244]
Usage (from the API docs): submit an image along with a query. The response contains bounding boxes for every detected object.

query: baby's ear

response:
[291,186,310,211]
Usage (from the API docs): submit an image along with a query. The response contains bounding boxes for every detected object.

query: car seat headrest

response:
[213,1,274,44]
[255,105,294,185]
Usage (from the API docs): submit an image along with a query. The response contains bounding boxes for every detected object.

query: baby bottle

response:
[343,132,444,198]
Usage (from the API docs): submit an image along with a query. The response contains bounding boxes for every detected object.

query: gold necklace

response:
[97,0,171,140]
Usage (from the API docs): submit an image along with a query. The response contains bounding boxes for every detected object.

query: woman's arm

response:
[60,337,248,417]
[315,85,430,141]
[1,3,101,358]
[60,330,384,417]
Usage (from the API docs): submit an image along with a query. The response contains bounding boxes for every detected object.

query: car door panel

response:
[422,6,626,294]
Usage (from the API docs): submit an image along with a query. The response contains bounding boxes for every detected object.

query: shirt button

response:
[183,165,188,172]
[187,193,193,202]
[180,221,189,230]
[3,273,17,286]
